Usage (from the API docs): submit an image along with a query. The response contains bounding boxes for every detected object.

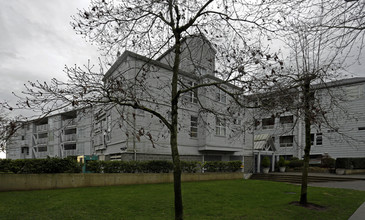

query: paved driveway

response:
[309,180,365,191]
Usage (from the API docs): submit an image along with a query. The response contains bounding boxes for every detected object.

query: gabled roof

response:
[156,34,216,61]
[103,50,199,81]
[102,49,239,90]
[314,77,365,89]
[254,134,276,151]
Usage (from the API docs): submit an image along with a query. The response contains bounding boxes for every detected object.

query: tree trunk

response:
[300,79,311,205]
[171,35,183,220]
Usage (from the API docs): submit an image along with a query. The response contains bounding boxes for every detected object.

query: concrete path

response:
[309,180,365,220]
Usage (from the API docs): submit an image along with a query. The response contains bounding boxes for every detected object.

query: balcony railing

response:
[280,143,293,148]
[37,151,49,158]
[36,124,48,132]
[37,137,48,145]
[62,149,84,157]
[63,134,76,142]
[262,125,274,130]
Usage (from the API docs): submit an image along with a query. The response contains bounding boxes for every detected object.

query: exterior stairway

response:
[250,172,365,184]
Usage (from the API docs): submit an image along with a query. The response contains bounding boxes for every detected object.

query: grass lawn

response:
[0,179,364,219]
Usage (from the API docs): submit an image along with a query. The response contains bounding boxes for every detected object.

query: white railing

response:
[280,143,293,148]
[37,151,48,158]
[63,134,76,142]
[262,125,274,129]
[36,124,48,132]
[37,137,48,145]
[62,149,84,157]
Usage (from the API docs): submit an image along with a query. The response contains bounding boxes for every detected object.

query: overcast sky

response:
[0,0,100,109]
[0,0,101,158]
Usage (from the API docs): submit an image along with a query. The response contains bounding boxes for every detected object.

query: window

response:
[327,128,338,133]
[310,134,315,146]
[21,147,29,155]
[64,144,76,150]
[187,81,198,104]
[233,117,242,126]
[106,115,112,142]
[37,146,47,152]
[358,127,365,131]
[262,117,275,129]
[190,116,198,138]
[279,135,294,147]
[216,87,226,103]
[280,115,293,124]
[215,117,226,136]
[316,133,322,145]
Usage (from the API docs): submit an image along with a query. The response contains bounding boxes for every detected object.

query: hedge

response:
[0,157,81,174]
[336,158,365,169]
[0,158,242,174]
[288,158,304,168]
[86,160,242,173]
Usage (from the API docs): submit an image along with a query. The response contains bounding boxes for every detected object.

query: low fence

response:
[0,172,243,192]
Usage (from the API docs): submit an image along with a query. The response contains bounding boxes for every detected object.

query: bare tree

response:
[251,3,363,204]
[2,1,304,219]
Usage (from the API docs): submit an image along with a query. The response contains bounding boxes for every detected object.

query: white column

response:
[257,152,261,173]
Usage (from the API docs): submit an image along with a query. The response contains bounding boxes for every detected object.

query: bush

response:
[321,156,335,168]
[288,159,303,168]
[336,158,365,169]
[203,161,242,172]
[181,161,201,173]
[278,156,286,167]
[145,160,173,173]
[0,157,81,174]
[1,159,242,174]
[227,161,242,172]
[261,157,270,168]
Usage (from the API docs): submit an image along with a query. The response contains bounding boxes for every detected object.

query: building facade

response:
[243,78,365,173]
[6,36,365,173]
[6,109,93,159]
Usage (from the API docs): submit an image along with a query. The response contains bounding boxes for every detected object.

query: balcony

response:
[262,125,274,130]
[280,143,293,148]
[62,149,84,157]
[36,124,48,133]
[37,137,48,145]
[63,134,76,142]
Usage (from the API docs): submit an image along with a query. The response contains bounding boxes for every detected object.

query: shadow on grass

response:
[290,201,327,211]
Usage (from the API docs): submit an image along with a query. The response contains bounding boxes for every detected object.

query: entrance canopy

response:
[254,134,276,151]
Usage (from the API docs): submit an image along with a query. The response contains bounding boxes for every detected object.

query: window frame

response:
[215,117,226,137]
[279,135,294,147]
[190,116,198,138]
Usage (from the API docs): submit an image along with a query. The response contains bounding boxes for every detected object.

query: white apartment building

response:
[7,35,245,162]
[243,77,365,173]
[6,109,93,159]
[6,36,365,174]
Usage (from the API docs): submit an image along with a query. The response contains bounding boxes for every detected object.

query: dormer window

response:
[187,81,198,104]
[196,67,207,75]
[216,87,226,104]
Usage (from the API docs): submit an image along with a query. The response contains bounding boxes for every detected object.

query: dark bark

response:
[300,78,311,205]
[171,35,183,220]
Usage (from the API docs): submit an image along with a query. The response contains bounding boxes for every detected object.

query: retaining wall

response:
[0,172,243,191]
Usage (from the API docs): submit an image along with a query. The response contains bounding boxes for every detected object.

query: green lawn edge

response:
[0,179,364,220]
